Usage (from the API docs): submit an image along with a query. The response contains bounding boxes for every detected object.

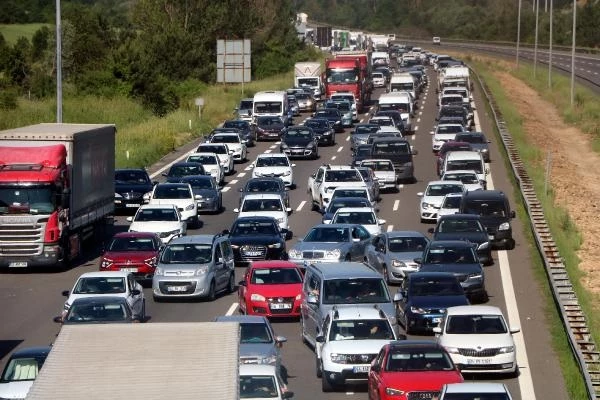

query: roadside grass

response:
[470,57,590,399]
[0,23,49,43]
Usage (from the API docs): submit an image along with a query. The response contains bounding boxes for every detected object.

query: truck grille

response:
[407,391,439,400]
[458,348,500,357]
[0,218,44,256]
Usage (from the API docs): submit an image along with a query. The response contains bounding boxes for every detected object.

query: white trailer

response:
[294,62,323,99]
[26,323,240,400]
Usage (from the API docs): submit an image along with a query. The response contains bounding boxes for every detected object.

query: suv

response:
[152,234,235,301]
[114,169,154,212]
[280,126,319,160]
[300,262,397,348]
[316,305,398,392]
[251,153,295,188]
[459,190,516,250]
[196,143,234,175]
[308,165,367,211]
[146,182,199,228]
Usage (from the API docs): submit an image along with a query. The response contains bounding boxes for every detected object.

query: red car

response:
[238,261,303,318]
[436,141,473,176]
[368,341,463,400]
[99,232,162,281]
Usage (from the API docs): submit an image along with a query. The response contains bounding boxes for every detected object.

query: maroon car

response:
[99,232,162,281]
[436,141,473,176]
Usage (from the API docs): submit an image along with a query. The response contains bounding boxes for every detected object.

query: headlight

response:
[410,306,427,314]
[324,130,332,135]
[385,388,405,396]
[259,355,278,365]
[295,293,302,300]
[498,346,515,354]
[325,249,341,259]
[154,267,164,276]
[391,259,405,268]
[468,273,483,280]
[329,353,350,363]
[211,169,219,175]
[251,293,266,302]
[282,171,291,176]
[100,258,113,269]
[289,249,301,258]
[195,265,209,276]
[481,148,489,153]
[499,222,510,231]
[478,241,490,250]
[144,256,157,267]
[115,193,122,198]
[185,203,195,211]
[335,121,341,125]
[267,243,282,249]
[444,346,460,354]
[230,244,239,249]
[276,217,285,223]
[422,202,433,209]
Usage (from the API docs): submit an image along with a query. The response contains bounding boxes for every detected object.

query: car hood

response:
[239,343,277,358]
[149,198,194,207]
[433,133,457,141]
[253,167,291,176]
[388,251,423,263]
[432,231,488,244]
[129,221,183,233]
[422,196,444,207]
[439,332,514,349]
[379,370,463,389]
[326,339,392,355]
[258,124,284,131]
[419,263,482,275]
[66,293,128,308]
[409,295,469,309]
[247,283,302,298]
[103,250,157,261]
[115,183,153,195]
[374,171,395,179]
[192,189,218,199]
[239,211,286,221]
[0,381,34,399]
[292,242,351,252]
[283,137,313,147]
[230,235,283,246]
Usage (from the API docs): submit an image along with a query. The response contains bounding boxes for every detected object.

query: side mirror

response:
[430,131,434,135]
[53,316,64,324]
[315,335,325,343]
[286,207,292,213]
[285,230,293,240]
[510,326,521,334]
[393,292,403,302]
[414,257,422,264]
[217,257,224,264]
[195,195,202,199]
[233,208,240,213]
[152,181,159,186]
[378,219,386,225]
[282,392,294,399]
[222,229,230,235]
[427,227,435,234]
[307,294,318,304]
[433,326,442,334]
[417,192,424,197]
[275,335,287,344]
[238,280,246,286]
[352,238,360,242]
[131,289,141,296]
[61,290,70,297]
[510,210,516,218]
[126,216,133,222]
[412,148,418,155]
[291,164,297,167]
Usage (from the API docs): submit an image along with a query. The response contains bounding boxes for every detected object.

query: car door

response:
[367,235,385,273]
[127,274,143,317]
[368,348,386,400]
[351,225,372,260]
[213,242,227,290]
[310,167,324,203]
[305,274,322,343]
[316,314,330,360]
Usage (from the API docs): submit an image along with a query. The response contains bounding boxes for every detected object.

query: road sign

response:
[217,39,251,83]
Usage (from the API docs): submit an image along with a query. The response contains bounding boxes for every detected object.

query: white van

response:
[378,92,414,133]
[442,151,487,185]
[252,91,290,125]
[389,73,417,100]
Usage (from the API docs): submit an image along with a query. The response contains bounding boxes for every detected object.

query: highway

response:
[0,66,570,399]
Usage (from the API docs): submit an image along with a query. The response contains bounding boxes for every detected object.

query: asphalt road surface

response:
[0,66,570,400]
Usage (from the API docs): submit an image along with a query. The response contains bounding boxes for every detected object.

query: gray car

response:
[179,175,222,214]
[214,315,287,373]
[454,132,491,162]
[287,224,372,266]
[365,231,430,285]
[152,234,235,301]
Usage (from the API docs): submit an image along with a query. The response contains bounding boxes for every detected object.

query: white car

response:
[441,169,484,191]
[418,180,465,222]
[210,132,247,163]
[430,123,465,152]
[127,204,187,244]
[252,153,295,188]
[330,207,385,235]
[439,383,513,400]
[369,115,396,129]
[196,143,234,175]
[239,364,292,399]
[308,165,367,210]
[436,192,463,222]
[372,72,386,88]
[147,182,199,228]
[234,193,292,230]
[434,305,519,375]
[316,305,397,392]
[61,271,145,320]
[186,152,224,184]
[358,159,397,190]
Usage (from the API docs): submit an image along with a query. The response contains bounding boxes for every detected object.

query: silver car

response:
[152,234,235,301]
[214,315,287,373]
[365,231,430,284]
[287,224,372,266]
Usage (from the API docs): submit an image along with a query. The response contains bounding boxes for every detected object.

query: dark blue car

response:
[114,169,155,213]
[428,214,493,265]
[395,271,469,334]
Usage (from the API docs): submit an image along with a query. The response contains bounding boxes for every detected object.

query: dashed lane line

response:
[337,146,344,153]
[387,225,394,232]
[346,136,350,141]
[236,172,246,178]
[269,145,277,149]
[226,303,238,315]
[221,187,231,192]
[393,200,400,211]
[296,201,306,212]
[229,179,238,185]
[264,149,272,153]
[244,166,252,171]
[331,156,337,161]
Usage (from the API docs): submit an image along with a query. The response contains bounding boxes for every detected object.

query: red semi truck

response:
[0,123,115,269]
[325,50,372,112]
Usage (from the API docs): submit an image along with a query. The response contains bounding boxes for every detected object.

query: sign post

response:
[217,39,251,94]
[195,97,204,120]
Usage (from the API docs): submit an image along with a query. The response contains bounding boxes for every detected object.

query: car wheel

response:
[322,374,336,392]
[140,300,146,322]
[153,295,162,303]
[506,239,516,250]
[227,273,235,294]
[206,281,216,302]
[316,357,323,378]
[344,254,351,261]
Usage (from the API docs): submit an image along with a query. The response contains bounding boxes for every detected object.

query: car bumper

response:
[377,179,397,190]
[244,300,302,318]
[153,275,212,298]
[395,165,414,181]
[232,151,244,161]
[487,229,513,248]
[387,264,419,283]
[282,147,316,159]
[101,265,156,280]
[196,198,219,213]
[420,208,440,221]
[288,257,341,267]
[322,365,371,386]
[257,131,281,140]
[232,247,286,266]
[114,197,145,210]
[451,353,517,374]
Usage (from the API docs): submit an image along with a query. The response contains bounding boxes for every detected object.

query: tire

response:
[153,295,162,303]
[227,273,236,294]
[344,254,351,261]
[316,357,322,378]
[206,281,216,302]
[140,300,146,322]
[506,239,516,250]
[322,374,336,392]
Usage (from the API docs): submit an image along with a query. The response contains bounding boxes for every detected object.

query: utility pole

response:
[548,0,553,87]
[55,0,62,123]
[570,0,576,106]
[516,0,522,66]
[534,0,540,78]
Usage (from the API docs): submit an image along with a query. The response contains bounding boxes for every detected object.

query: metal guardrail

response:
[472,65,600,399]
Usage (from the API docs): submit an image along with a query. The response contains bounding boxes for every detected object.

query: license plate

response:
[168,286,188,292]
[125,203,141,208]
[270,303,291,310]
[9,261,27,268]
[121,268,138,273]
[432,317,442,323]
[245,251,262,256]
[467,358,492,364]
[488,235,495,240]
[353,365,370,373]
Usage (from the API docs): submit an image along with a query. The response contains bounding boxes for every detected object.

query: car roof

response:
[386,230,427,238]
[8,346,52,359]
[307,262,381,279]
[322,165,357,171]
[428,240,477,248]
[443,382,510,394]
[112,231,159,239]
[213,132,239,137]
[245,177,284,185]
[180,175,212,181]
[426,180,462,186]
[361,159,393,164]
[330,305,388,320]
[387,340,445,351]
[446,305,502,315]
[70,296,129,305]
[256,153,287,158]
[443,170,479,176]
[372,136,408,143]
[170,162,203,167]
[77,271,130,279]
[463,190,506,200]
[243,193,284,200]
[234,216,278,223]
[188,152,218,157]
[155,182,189,188]
[239,364,278,376]
[409,271,459,280]
[215,315,268,324]
[330,197,370,204]
[138,203,178,210]
[334,207,376,214]
[250,261,299,269]
[438,213,481,221]
[167,234,216,245]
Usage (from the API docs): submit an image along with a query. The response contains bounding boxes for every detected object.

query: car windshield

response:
[315,110,339,118]
[446,160,483,173]
[354,125,380,135]
[457,134,486,144]
[240,323,273,344]
[409,277,464,296]
[388,237,428,252]
[184,178,214,190]
[327,200,370,214]
[333,211,376,225]
[442,196,463,208]
[167,165,203,177]
[329,319,394,341]
[440,395,510,400]
[154,185,192,199]
[325,170,361,182]
[446,314,508,334]
[426,184,463,196]
[115,170,149,184]
[73,277,126,294]
[1,356,45,382]
[371,118,394,127]
[246,180,282,193]
[231,221,278,236]
[255,157,290,167]
[212,135,239,143]
[463,200,507,217]
[332,189,368,200]
[134,208,178,222]
[255,101,282,114]
[239,375,278,399]
[304,227,349,242]
[305,119,328,129]
[373,141,410,154]
[199,145,227,154]
[444,173,479,184]
[385,349,455,371]
[334,102,351,112]
[108,237,157,252]
[223,121,248,130]
[362,161,393,171]
[355,146,372,156]
[258,117,283,126]
[160,243,212,264]
[438,218,484,233]
[437,125,464,134]
[285,129,312,139]
[66,301,129,322]
[242,199,283,212]
[424,246,478,264]
[251,268,302,284]
[187,155,218,164]
[322,278,390,304]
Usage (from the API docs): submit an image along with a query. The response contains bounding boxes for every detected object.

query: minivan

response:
[459,190,516,250]
[371,138,416,183]
[300,262,397,347]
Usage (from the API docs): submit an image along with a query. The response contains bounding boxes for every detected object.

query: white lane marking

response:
[398,184,404,189]
[393,200,400,211]
[296,201,306,212]
[226,303,238,316]
[150,150,194,178]
[237,172,246,178]
[275,141,281,144]
[346,136,350,141]
[269,145,277,149]
[221,186,231,192]
[331,156,337,160]
[414,126,419,131]
[265,149,272,153]
[229,179,238,185]
[417,118,421,123]
[419,111,423,116]
[337,146,344,153]
[387,225,394,232]
[411,134,416,141]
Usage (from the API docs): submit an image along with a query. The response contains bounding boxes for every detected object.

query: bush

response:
[0,88,18,109]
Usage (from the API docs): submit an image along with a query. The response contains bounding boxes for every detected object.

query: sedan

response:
[350,123,380,151]
[251,153,295,188]
[303,117,335,146]
[418,181,466,223]
[114,168,155,213]
[185,152,224,185]
[228,216,288,267]
[313,108,344,133]
[368,341,463,400]
[0,346,51,400]
[255,116,286,141]
[180,175,223,214]
[222,120,256,147]
[239,177,289,209]
[162,161,206,183]
[330,207,386,235]
[238,260,304,318]
[127,204,186,244]
[294,92,316,112]
[428,214,492,265]
[56,296,141,324]
[280,126,318,160]
[99,231,162,282]
[61,271,145,321]
[321,196,372,224]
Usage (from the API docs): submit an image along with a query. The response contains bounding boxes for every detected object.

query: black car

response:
[321,196,372,224]
[352,144,372,166]
[239,177,289,209]
[454,132,491,162]
[114,169,155,212]
[56,296,140,324]
[436,105,472,127]
[222,120,256,147]
[416,240,487,303]
[0,346,50,390]
[313,108,344,133]
[438,115,469,131]
[428,214,493,265]
[304,117,335,146]
[375,110,405,133]
[350,123,381,150]
[395,271,470,334]
[227,216,288,267]
[459,190,516,250]
[280,126,318,160]
[179,175,222,214]
[255,116,286,141]
[162,162,206,182]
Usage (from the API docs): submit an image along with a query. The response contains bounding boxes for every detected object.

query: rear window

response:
[463,199,507,217]
[373,141,410,154]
